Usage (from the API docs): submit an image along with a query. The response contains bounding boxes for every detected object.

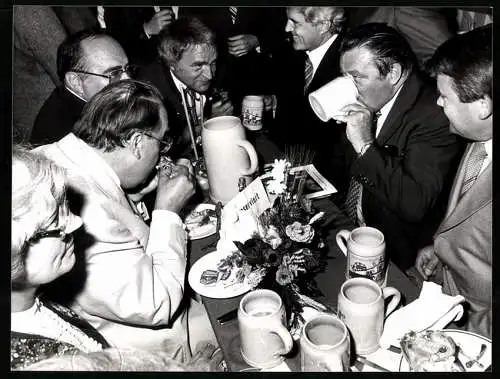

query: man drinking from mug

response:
[329,23,464,273]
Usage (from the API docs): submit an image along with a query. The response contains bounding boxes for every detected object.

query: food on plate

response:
[200,270,219,285]
[185,208,217,228]
[199,252,250,287]
[400,330,465,372]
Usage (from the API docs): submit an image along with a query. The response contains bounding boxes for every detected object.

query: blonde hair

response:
[11,145,68,286]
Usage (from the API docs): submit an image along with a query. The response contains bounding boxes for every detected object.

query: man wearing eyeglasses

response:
[31,29,132,146]
[35,79,219,355]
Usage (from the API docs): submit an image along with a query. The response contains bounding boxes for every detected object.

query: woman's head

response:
[12,146,82,289]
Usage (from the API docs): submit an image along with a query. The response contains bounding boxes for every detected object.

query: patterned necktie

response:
[304,56,313,94]
[460,142,487,198]
[344,114,381,225]
[229,6,238,24]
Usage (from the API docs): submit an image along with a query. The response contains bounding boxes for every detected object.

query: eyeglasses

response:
[27,211,83,245]
[69,64,136,83]
[141,132,174,155]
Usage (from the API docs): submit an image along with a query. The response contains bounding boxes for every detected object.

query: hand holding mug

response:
[335,104,375,153]
[211,91,234,117]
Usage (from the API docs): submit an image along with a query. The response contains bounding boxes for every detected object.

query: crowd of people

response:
[12,6,492,370]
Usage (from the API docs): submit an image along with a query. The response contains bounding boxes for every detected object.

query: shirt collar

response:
[306,33,338,76]
[483,139,492,159]
[377,84,404,124]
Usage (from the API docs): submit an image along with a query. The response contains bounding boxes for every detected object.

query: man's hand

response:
[335,104,376,153]
[127,173,159,202]
[210,91,234,117]
[143,9,174,36]
[228,34,259,57]
[187,341,225,371]
[155,159,195,214]
[415,245,440,280]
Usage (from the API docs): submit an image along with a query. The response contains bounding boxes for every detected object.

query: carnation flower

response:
[285,221,315,243]
[247,267,267,288]
[262,225,282,249]
[263,249,280,266]
[266,159,291,195]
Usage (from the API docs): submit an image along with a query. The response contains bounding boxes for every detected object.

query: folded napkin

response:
[379,281,465,349]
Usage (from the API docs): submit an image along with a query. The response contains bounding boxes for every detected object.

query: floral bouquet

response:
[229,149,329,331]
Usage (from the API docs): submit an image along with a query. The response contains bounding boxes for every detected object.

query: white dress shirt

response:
[306,33,338,78]
[479,139,492,175]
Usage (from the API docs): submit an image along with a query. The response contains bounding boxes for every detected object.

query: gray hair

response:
[12,145,68,287]
[157,16,216,66]
[288,6,346,34]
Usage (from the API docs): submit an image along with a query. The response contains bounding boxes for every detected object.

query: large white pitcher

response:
[202,116,259,204]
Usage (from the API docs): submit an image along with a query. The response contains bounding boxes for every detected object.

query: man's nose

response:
[201,65,213,80]
[121,71,131,80]
[436,97,443,107]
[285,20,293,33]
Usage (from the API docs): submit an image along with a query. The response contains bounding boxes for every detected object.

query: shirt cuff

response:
[147,210,187,256]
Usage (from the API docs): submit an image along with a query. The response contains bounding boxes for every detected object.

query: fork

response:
[465,344,487,369]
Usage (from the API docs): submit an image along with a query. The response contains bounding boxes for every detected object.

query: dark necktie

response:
[304,56,313,94]
[460,142,487,198]
[229,6,238,24]
[344,113,381,225]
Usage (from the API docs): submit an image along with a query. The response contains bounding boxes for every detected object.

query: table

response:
[187,132,419,371]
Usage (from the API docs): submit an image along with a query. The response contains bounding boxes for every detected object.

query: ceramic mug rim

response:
[203,115,241,131]
[239,289,283,318]
[349,226,385,249]
[302,313,348,350]
[242,95,264,103]
[340,277,382,307]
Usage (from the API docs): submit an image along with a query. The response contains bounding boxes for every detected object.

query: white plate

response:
[399,329,491,372]
[188,250,252,299]
[184,203,217,240]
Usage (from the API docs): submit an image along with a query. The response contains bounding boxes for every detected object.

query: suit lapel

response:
[437,149,492,234]
[376,73,421,146]
[307,31,344,94]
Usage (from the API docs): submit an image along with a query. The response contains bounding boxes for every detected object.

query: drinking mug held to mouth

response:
[300,313,351,372]
[336,226,387,287]
[238,289,293,369]
[338,277,401,355]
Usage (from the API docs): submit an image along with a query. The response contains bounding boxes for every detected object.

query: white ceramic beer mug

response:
[338,277,401,355]
[300,313,351,372]
[238,289,294,369]
[241,95,264,130]
[336,226,387,287]
[202,116,259,204]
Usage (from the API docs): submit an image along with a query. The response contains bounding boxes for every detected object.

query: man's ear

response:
[318,20,331,36]
[477,96,493,120]
[128,132,143,160]
[65,72,85,98]
[387,63,403,85]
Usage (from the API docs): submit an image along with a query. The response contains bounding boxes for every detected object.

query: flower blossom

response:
[262,225,282,249]
[247,267,267,288]
[266,159,290,195]
[285,221,315,243]
[276,265,293,285]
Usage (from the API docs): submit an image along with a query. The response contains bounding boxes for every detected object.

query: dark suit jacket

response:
[103,7,160,66]
[31,86,85,146]
[272,32,345,179]
[180,7,288,111]
[331,72,465,271]
[434,143,491,338]
[137,60,211,160]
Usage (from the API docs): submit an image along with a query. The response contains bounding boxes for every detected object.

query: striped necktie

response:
[229,6,238,24]
[460,142,487,198]
[304,56,313,94]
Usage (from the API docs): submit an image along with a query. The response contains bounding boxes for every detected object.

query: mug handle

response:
[268,324,294,358]
[382,287,401,317]
[235,140,259,175]
[335,229,350,257]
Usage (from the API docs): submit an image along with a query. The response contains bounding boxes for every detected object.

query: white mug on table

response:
[241,95,264,131]
[238,289,294,369]
[336,226,387,287]
[337,277,401,355]
[300,313,351,372]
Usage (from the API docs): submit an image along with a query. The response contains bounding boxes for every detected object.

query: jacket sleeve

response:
[351,112,463,223]
[75,197,187,328]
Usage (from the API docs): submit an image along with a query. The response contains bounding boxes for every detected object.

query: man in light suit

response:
[331,23,464,272]
[415,25,492,338]
[36,80,218,355]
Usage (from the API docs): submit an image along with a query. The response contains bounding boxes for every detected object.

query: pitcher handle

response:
[335,229,351,257]
[382,287,401,318]
[268,324,294,358]
[235,140,259,175]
